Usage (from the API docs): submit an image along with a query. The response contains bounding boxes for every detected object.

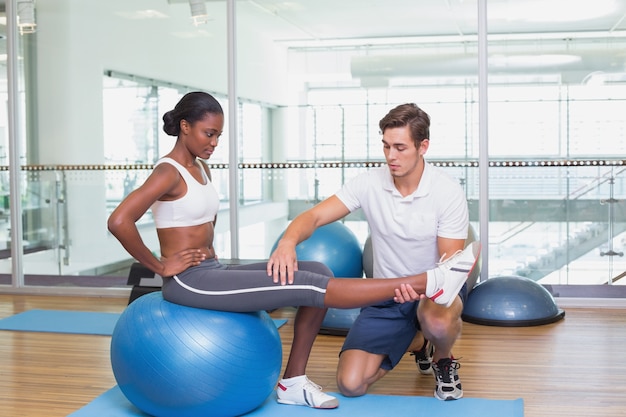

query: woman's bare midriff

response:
[156,222,215,260]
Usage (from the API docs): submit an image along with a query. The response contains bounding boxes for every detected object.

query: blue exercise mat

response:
[0,309,287,335]
[0,310,121,335]
[68,386,524,417]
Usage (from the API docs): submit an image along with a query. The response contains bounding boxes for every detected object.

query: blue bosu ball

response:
[462,275,565,326]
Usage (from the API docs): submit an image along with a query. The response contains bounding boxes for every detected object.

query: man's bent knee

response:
[337,349,387,397]
[336,372,368,397]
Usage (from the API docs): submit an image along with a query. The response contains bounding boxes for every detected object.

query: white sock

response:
[425,269,439,297]
[279,375,306,386]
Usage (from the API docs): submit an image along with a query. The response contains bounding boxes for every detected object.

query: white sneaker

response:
[276,375,339,409]
[432,357,463,400]
[428,242,481,307]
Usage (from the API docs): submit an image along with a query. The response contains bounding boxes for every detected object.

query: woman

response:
[108,91,479,409]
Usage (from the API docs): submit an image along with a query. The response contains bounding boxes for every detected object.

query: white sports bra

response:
[150,157,219,229]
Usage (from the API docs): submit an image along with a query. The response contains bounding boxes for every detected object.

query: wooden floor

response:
[1,294,625,417]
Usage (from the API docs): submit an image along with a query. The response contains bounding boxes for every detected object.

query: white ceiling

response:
[3,0,626,44]
[202,0,626,42]
[199,0,626,85]
[3,0,626,86]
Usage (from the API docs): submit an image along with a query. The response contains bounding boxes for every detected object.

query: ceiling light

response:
[17,0,36,35]
[189,0,209,26]
[491,0,620,23]
[490,54,582,69]
[116,10,169,20]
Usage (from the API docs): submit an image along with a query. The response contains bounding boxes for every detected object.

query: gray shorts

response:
[162,258,331,312]
[341,283,468,370]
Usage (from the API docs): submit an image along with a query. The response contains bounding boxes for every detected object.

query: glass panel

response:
[487,164,626,285]
[0,4,9,285]
[8,0,235,287]
[568,86,626,157]
[3,0,624,295]
[486,0,626,287]
[103,80,159,165]
[0,4,27,286]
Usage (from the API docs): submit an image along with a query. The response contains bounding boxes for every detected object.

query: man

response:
[270,103,470,401]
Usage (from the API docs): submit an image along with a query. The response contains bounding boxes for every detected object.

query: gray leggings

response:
[162,258,332,312]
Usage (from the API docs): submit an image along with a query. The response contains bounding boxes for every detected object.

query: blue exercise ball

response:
[462,275,565,327]
[319,307,361,336]
[272,221,363,335]
[271,221,363,278]
[110,292,282,417]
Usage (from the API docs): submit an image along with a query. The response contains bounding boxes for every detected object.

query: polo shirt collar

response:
[382,161,432,199]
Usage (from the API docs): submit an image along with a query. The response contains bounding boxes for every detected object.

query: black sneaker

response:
[432,357,463,400]
[410,340,434,375]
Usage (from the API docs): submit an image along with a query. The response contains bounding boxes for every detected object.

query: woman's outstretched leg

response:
[324,242,480,309]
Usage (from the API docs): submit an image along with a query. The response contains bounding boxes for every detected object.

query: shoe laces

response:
[302,377,324,393]
[434,358,461,383]
[410,350,429,361]
[436,250,463,266]
[410,340,432,361]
